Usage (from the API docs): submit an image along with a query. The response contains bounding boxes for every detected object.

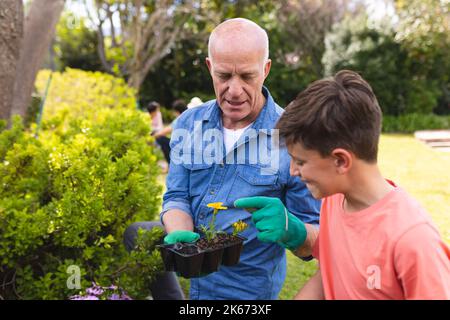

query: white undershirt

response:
[223,123,253,154]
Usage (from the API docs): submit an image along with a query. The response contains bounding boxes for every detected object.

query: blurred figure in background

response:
[153,99,188,169]
[146,101,164,135]
[187,96,203,109]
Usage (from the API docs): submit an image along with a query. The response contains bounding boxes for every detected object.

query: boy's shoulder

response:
[323,186,437,239]
[386,187,434,229]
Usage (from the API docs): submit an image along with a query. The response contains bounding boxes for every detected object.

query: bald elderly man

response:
[124,18,320,300]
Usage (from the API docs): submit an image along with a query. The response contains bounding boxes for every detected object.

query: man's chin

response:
[222,110,247,121]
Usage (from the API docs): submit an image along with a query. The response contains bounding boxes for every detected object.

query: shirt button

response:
[199,214,205,219]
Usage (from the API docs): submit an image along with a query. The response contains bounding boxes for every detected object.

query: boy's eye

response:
[296,161,305,166]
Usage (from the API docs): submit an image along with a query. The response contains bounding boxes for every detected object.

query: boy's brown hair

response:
[276,70,382,162]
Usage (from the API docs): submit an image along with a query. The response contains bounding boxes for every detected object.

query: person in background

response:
[153,99,188,139]
[147,101,164,135]
[153,99,188,166]
[187,97,203,109]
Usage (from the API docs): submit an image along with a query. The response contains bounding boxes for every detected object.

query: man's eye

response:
[218,74,230,80]
[296,161,305,166]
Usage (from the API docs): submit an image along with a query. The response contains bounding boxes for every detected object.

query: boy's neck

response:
[343,162,395,213]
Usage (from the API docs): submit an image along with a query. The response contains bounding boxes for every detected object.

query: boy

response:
[235,70,450,299]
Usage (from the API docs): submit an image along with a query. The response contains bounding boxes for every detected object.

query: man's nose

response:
[227,77,244,98]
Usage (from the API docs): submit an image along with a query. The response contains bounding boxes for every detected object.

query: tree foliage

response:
[323,9,449,115]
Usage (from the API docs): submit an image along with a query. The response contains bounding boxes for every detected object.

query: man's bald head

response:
[208,18,269,64]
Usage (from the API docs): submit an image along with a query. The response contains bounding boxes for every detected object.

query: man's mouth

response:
[226,100,246,107]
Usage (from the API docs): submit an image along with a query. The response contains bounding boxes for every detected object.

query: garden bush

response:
[383,114,450,133]
[323,13,448,116]
[0,69,164,299]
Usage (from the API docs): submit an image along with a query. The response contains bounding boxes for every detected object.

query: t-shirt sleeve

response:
[394,223,450,299]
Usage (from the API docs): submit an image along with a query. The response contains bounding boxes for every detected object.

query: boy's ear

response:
[331,148,352,174]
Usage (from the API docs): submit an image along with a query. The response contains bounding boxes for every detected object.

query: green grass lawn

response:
[157,134,450,299]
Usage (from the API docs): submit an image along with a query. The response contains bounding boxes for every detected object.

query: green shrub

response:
[323,13,448,116]
[383,114,450,133]
[0,69,163,299]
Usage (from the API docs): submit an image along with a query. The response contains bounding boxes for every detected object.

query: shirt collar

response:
[201,86,278,136]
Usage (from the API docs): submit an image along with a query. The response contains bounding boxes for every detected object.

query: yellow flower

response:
[232,220,248,234]
[207,202,228,210]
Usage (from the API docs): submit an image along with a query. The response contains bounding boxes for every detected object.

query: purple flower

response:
[86,286,104,296]
[119,293,132,300]
[70,295,99,300]
[69,282,132,300]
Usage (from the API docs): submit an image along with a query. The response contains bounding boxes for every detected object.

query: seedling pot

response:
[158,235,246,278]
[173,243,204,278]
[221,235,246,266]
[200,247,224,273]
[157,243,176,272]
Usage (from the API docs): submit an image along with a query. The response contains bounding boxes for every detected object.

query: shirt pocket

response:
[226,165,281,204]
[182,163,213,197]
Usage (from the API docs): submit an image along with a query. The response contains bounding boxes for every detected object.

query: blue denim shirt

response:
[161,87,321,300]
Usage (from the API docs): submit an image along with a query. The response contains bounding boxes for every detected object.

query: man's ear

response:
[264,59,272,79]
[206,57,213,74]
[331,148,352,174]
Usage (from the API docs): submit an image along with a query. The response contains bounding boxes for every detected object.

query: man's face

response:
[287,142,338,199]
[206,46,271,126]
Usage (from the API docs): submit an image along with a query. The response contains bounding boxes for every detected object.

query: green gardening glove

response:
[234,196,307,250]
[164,230,200,245]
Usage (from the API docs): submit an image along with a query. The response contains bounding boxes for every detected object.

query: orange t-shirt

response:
[313,183,450,300]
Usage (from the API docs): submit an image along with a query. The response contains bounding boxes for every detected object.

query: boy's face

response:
[287,142,339,199]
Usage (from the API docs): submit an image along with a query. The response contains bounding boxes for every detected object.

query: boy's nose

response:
[289,162,301,177]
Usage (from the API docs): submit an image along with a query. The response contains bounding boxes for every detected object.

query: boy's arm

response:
[395,223,450,299]
[294,270,324,300]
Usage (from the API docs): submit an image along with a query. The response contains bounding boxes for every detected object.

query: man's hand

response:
[234,196,307,250]
[164,230,200,244]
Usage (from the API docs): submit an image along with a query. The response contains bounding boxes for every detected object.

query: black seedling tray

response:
[157,235,246,278]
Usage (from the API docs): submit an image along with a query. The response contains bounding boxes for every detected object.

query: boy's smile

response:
[287,142,339,199]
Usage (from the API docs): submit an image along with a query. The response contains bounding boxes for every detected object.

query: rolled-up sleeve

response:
[159,118,193,224]
[160,166,193,224]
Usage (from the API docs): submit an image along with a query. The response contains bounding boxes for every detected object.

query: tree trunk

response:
[11,0,65,119]
[0,0,23,121]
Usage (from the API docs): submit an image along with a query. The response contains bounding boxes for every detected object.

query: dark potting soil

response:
[197,233,241,250]
[175,244,200,255]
